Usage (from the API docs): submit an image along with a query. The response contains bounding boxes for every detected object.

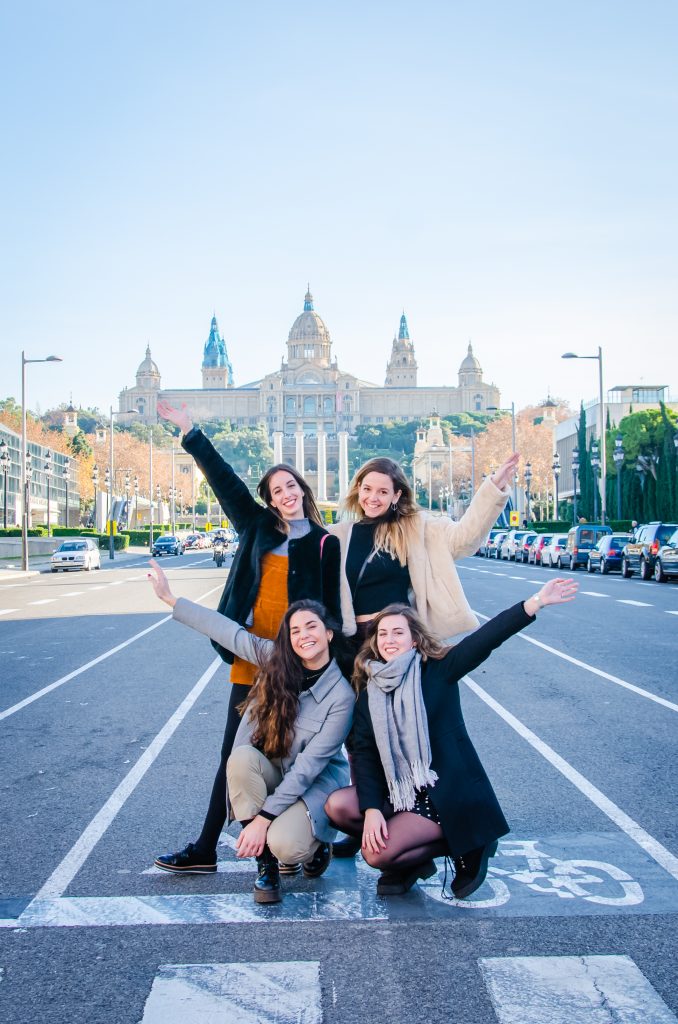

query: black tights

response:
[193,682,250,855]
[325,786,448,871]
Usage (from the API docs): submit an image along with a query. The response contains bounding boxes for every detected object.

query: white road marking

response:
[480,954,677,1023]
[0,608,18,616]
[87,586,106,591]
[0,583,223,721]
[509,575,526,580]
[617,599,652,607]
[464,674,678,883]
[27,599,57,605]
[60,592,84,598]
[474,611,678,713]
[139,962,322,1024]
[581,591,609,597]
[667,611,678,616]
[32,657,223,901]
[108,581,125,586]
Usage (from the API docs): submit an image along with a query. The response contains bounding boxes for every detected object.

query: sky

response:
[1,1,676,419]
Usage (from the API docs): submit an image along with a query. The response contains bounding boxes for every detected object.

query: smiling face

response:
[288,610,332,669]
[267,470,305,520]
[376,614,415,661]
[358,471,402,519]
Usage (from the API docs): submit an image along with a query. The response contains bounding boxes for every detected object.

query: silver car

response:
[540,533,569,569]
[51,538,101,572]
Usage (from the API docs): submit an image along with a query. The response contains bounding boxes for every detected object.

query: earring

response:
[391,501,399,512]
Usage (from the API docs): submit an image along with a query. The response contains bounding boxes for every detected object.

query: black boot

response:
[254,845,281,904]
[376,858,438,896]
[332,834,361,858]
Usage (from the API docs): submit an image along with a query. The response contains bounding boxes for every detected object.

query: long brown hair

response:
[258,463,323,533]
[238,600,352,758]
[342,457,420,565]
[352,603,450,692]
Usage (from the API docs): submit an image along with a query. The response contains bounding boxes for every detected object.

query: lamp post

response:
[62,457,70,528]
[133,475,139,528]
[524,461,533,524]
[562,347,607,524]
[572,447,579,525]
[613,434,624,520]
[45,450,53,536]
[25,452,33,529]
[149,430,154,550]
[0,439,10,529]
[552,452,561,521]
[92,464,99,531]
[20,351,62,570]
[156,483,162,531]
[124,472,131,528]
[171,441,176,536]
[591,440,600,521]
[104,467,111,526]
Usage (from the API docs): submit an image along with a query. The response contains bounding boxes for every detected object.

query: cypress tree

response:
[576,403,593,520]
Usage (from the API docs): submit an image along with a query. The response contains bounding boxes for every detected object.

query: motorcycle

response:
[213,539,225,568]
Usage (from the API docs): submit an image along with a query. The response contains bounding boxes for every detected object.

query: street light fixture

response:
[524,461,533,524]
[20,351,62,570]
[562,348,607,524]
[552,452,561,521]
[613,434,624,520]
[0,438,11,529]
[45,451,53,536]
[571,447,580,525]
[62,457,71,528]
[591,440,601,521]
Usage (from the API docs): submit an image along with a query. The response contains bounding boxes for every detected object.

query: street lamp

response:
[104,466,111,525]
[124,471,131,528]
[571,447,580,525]
[45,451,53,536]
[20,351,62,570]
[0,438,11,529]
[524,461,533,524]
[591,440,601,521]
[552,452,561,521]
[562,347,607,524]
[62,457,70,528]
[487,402,518,509]
[92,464,99,531]
[613,434,624,521]
[156,483,162,530]
[133,475,139,527]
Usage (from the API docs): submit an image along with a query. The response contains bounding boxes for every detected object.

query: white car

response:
[51,538,101,572]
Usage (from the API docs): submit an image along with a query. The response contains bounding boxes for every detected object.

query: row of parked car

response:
[479,521,678,582]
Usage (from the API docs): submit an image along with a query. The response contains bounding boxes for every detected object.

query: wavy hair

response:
[342,457,420,565]
[238,600,353,758]
[352,602,450,692]
[258,463,323,532]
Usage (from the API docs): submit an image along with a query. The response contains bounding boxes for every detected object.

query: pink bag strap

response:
[319,533,327,558]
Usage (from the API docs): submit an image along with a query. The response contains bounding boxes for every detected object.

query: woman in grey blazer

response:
[148,560,355,905]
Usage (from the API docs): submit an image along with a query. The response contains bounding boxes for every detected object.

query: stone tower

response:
[385,313,418,387]
[202,316,234,389]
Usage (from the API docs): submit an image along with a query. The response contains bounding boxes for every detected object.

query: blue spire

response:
[398,312,410,341]
[304,285,314,312]
[202,315,234,385]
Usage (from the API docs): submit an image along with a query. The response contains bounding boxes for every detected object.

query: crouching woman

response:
[325,577,578,899]
[148,560,355,904]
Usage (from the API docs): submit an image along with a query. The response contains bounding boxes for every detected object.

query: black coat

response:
[351,601,535,856]
[182,429,342,663]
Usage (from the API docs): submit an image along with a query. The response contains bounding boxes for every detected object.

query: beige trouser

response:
[226,745,320,864]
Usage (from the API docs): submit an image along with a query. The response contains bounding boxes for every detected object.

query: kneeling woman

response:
[148,561,355,904]
[325,577,578,898]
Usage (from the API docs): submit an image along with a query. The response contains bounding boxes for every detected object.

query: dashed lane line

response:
[580,591,608,597]
[474,611,678,713]
[27,599,57,606]
[0,608,18,616]
[618,599,652,607]
[0,583,223,722]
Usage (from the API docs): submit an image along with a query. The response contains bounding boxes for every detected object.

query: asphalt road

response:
[0,550,677,1023]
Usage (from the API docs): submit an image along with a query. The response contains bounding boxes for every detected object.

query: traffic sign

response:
[509,511,520,526]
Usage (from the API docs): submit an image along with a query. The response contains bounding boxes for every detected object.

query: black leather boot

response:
[331,834,361,858]
[253,845,282,904]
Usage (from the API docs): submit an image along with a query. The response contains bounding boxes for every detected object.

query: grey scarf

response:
[366,648,438,812]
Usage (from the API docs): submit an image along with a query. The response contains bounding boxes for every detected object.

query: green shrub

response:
[52,527,97,537]
[0,527,45,537]
[96,533,130,550]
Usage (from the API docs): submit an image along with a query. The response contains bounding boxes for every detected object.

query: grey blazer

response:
[173,598,354,841]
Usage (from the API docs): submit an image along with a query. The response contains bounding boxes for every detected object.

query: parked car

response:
[528,534,553,566]
[479,528,504,557]
[586,534,631,574]
[50,538,101,572]
[558,524,613,570]
[486,531,508,559]
[500,530,531,561]
[515,532,538,563]
[654,528,678,582]
[541,533,569,568]
[151,535,184,557]
[621,522,678,580]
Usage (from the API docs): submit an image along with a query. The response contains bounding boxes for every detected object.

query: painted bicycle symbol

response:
[420,839,644,909]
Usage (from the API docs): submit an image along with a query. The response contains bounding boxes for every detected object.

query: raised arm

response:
[431,456,515,558]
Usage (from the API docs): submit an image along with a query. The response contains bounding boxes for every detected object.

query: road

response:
[1,550,677,1023]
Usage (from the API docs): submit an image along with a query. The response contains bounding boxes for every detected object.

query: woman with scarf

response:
[148,560,354,904]
[325,577,578,897]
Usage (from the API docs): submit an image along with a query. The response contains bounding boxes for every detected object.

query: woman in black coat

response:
[153,399,341,875]
[325,577,578,898]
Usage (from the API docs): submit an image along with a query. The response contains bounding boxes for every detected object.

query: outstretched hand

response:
[157,399,193,436]
[490,453,520,491]
[147,558,177,607]
[536,577,579,606]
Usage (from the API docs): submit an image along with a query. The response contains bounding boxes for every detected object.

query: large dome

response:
[288,289,331,344]
[137,345,160,376]
[459,342,481,373]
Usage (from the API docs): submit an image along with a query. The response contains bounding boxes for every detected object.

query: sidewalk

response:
[0,545,153,581]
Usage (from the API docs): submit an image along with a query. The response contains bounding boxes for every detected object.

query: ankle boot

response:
[254,844,282,904]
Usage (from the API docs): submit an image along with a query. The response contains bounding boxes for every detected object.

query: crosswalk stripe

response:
[140,962,322,1024]
[479,954,677,1022]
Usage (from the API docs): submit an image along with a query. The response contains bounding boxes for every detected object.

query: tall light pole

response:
[25,451,33,528]
[133,475,139,528]
[591,440,600,521]
[0,439,10,529]
[487,402,517,508]
[156,483,162,531]
[552,452,561,521]
[92,464,99,531]
[171,440,176,536]
[124,471,131,528]
[149,430,154,550]
[562,347,607,524]
[45,450,53,536]
[613,433,624,520]
[62,457,70,528]
[524,461,533,524]
[572,447,579,525]
[20,351,62,570]
[104,467,111,525]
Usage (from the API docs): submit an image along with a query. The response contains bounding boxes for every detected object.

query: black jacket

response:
[182,428,341,663]
[351,601,535,856]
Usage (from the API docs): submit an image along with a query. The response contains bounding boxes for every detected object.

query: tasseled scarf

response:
[366,648,438,812]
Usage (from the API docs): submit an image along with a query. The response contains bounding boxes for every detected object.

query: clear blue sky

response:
[2,1,676,418]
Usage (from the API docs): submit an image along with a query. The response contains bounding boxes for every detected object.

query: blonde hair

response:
[342,457,419,565]
[352,603,450,691]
